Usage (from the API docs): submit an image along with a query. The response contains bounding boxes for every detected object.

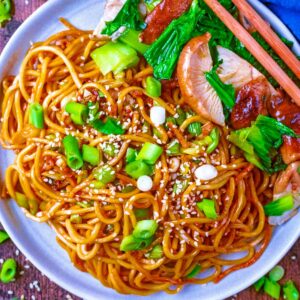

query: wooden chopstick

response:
[203,0,300,105]
[232,0,300,79]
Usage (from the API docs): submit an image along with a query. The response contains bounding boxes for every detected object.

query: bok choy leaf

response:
[144,0,202,79]
[228,115,297,173]
[102,0,146,36]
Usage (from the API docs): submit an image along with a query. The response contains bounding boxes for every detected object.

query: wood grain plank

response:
[0,1,299,300]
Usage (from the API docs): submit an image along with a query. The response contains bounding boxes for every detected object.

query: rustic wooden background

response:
[0,1,299,299]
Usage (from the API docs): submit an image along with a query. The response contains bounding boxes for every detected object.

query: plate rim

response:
[0,1,299,299]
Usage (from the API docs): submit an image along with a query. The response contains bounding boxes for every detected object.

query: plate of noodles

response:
[0,0,300,299]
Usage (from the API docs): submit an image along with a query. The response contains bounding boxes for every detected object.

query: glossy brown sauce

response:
[141,0,192,44]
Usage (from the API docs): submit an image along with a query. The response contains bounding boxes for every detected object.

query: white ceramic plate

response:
[0,1,299,299]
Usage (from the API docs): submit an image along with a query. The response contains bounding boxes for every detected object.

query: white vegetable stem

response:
[150,106,166,126]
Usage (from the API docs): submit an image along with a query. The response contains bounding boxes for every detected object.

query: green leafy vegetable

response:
[101,0,146,36]
[0,0,11,25]
[144,0,202,79]
[205,64,235,119]
[228,115,296,173]
[119,29,149,54]
[92,117,125,135]
[264,194,294,217]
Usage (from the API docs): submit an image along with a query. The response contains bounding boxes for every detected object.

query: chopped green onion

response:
[175,108,186,126]
[147,244,163,259]
[197,199,218,220]
[120,234,153,251]
[89,180,106,189]
[186,264,201,278]
[91,41,139,75]
[253,276,266,292]
[98,91,105,98]
[82,145,100,166]
[166,116,176,125]
[70,214,82,224]
[133,220,158,239]
[126,147,138,163]
[269,265,285,282]
[145,77,162,98]
[92,117,125,135]
[264,277,281,299]
[173,180,189,195]
[297,166,300,174]
[166,140,181,156]
[103,144,116,157]
[134,208,150,220]
[0,230,9,244]
[121,185,136,193]
[29,103,44,129]
[76,201,93,208]
[264,194,294,216]
[153,127,162,138]
[0,258,17,283]
[125,160,153,179]
[15,192,29,210]
[0,0,11,25]
[28,198,38,215]
[93,165,116,184]
[65,102,88,125]
[283,280,300,300]
[119,28,149,54]
[188,121,202,136]
[62,135,83,170]
[207,128,220,154]
[136,142,163,165]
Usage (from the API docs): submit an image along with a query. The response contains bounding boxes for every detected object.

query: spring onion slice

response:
[136,142,163,165]
[93,165,116,184]
[125,160,153,179]
[197,199,218,220]
[120,235,153,251]
[147,244,163,259]
[269,265,285,282]
[134,208,150,219]
[65,102,88,125]
[29,103,44,129]
[186,265,201,278]
[132,220,158,239]
[126,148,138,163]
[283,280,300,300]
[62,135,84,170]
[207,128,220,154]
[145,77,162,98]
[253,276,266,292]
[0,258,17,283]
[264,277,281,300]
[0,230,9,244]
[166,140,181,156]
[82,145,100,166]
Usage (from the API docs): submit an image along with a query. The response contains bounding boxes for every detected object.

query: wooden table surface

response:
[0,1,299,299]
